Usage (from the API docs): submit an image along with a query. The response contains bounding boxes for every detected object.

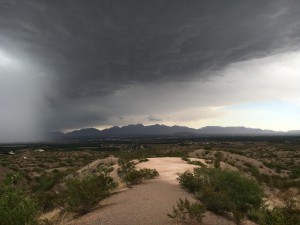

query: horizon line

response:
[56,123,298,134]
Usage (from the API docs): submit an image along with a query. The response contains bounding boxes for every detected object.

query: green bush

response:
[0,174,38,225]
[117,158,159,186]
[244,163,262,182]
[248,201,300,225]
[181,157,190,162]
[58,174,117,215]
[138,158,149,163]
[214,152,223,168]
[189,160,207,168]
[168,198,205,225]
[123,168,159,185]
[198,187,232,215]
[290,166,300,179]
[32,171,65,193]
[117,159,136,178]
[97,164,114,175]
[123,169,144,185]
[179,168,263,225]
[178,171,202,193]
[35,191,58,212]
[262,161,288,172]
[139,168,159,179]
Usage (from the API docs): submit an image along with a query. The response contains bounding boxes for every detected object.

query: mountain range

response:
[46,124,300,140]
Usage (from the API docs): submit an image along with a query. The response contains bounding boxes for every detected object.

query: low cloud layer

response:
[1,0,300,141]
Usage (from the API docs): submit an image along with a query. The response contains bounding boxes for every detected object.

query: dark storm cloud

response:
[1,0,300,133]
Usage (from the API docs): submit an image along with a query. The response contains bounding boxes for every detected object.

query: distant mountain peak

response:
[46,124,300,140]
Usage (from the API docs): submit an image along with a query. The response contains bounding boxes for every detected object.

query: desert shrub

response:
[57,174,117,214]
[189,160,207,168]
[178,171,202,193]
[8,165,19,171]
[58,162,66,167]
[227,149,244,155]
[244,163,262,182]
[37,163,47,168]
[290,166,300,179]
[181,157,206,168]
[179,168,263,225]
[2,172,22,184]
[35,191,58,212]
[117,159,136,178]
[1,162,8,167]
[262,174,300,189]
[168,198,205,225]
[123,169,144,185]
[214,152,223,168]
[139,168,159,179]
[204,150,210,155]
[262,161,288,172]
[248,197,300,225]
[97,164,114,175]
[0,187,38,225]
[32,171,65,193]
[117,158,159,185]
[32,167,43,173]
[138,158,149,163]
[205,159,213,164]
[227,160,236,166]
[198,186,232,215]
[181,157,190,162]
[0,174,38,225]
[123,168,159,185]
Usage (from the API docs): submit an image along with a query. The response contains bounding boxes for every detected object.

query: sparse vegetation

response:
[57,173,117,215]
[0,174,38,225]
[181,157,207,168]
[123,168,159,185]
[1,137,300,224]
[168,198,205,225]
[248,196,300,225]
[117,158,159,185]
[32,171,65,193]
[213,152,223,168]
[179,168,263,224]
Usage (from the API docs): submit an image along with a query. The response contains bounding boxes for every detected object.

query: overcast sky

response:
[1,0,300,142]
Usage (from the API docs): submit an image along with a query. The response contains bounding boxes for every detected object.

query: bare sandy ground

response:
[136,157,203,184]
[68,157,253,225]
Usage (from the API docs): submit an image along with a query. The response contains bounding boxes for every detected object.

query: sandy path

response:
[69,180,196,225]
[68,157,237,225]
[136,157,202,184]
